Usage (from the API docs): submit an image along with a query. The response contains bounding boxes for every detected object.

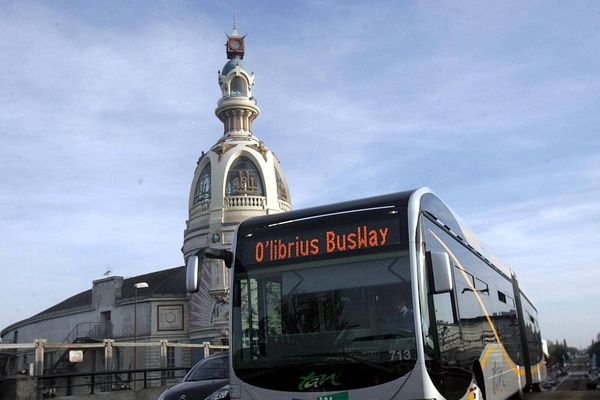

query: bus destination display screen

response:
[239,212,405,268]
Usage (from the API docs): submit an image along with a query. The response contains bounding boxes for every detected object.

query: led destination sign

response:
[242,215,402,266]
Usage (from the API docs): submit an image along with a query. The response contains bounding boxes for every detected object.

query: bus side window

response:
[432,292,458,364]
[433,293,456,325]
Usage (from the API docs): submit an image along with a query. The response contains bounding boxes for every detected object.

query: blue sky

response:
[1,1,599,348]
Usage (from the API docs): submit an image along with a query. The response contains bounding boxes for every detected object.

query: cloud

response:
[1,1,600,348]
[461,174,600,347]
[0,2,224,327]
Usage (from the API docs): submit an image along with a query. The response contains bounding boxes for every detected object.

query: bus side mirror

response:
[186,248,234,293]
[186,254,201,293]
[427,251,453,293]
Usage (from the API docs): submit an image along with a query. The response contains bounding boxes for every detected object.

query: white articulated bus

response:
[187,188,546,400]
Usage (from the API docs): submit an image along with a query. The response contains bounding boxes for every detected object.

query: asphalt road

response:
[555,374,593,391]
[522,373,600,400]
[523,392,600,400]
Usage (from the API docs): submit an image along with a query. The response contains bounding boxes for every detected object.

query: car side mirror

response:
[427,251,453,293]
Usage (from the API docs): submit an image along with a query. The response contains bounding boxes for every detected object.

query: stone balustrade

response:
[278,199,292,212]
[224,195,266,210]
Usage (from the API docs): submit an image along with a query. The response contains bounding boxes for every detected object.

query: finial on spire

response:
[226,2,245,60]
[232,0,237,31]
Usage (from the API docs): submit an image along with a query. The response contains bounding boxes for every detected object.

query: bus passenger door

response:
[422,218,472,400]
[430,277,470,399]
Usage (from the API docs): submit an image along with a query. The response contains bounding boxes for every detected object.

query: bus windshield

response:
[232,209,416,392]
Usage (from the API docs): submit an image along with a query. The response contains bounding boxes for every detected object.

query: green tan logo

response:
[298,372,341,391]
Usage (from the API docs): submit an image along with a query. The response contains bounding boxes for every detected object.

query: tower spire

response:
[232,0,237,31]
[183,11,292,349]
[218,25,258,137]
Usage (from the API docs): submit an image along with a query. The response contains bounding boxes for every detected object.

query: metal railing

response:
[36,366,190,397]
[0,340,228,397]
[61,322,107,345]
[48,322,111,374]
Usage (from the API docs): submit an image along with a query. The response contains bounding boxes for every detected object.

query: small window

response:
[230,76,247,96]
[455,266,474,287]
[226,157,264,196]
[275,168,289,202]
[475,278,489,295]
[498,290,507,304]
[194,163,211,204]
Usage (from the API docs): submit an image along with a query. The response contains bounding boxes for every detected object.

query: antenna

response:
[232,0,237,30]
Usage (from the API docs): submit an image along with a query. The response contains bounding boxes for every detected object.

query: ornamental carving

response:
[247,142,269,161]
[212,143,235,161]
[210,299,229,324]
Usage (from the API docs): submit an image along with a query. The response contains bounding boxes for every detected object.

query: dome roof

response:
[222,58,250,76]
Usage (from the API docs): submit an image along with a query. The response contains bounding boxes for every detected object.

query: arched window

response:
[193,163,211,204]
[230,76,247,97]
[226,157,264,196]
[275,168,289,202]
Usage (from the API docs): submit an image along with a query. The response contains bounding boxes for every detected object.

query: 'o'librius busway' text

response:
[254,225,390,263]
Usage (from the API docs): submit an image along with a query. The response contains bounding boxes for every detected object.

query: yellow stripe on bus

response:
[429,230,526,377]
[480,345,494,368]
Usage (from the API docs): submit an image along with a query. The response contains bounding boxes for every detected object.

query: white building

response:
[182,28,292,346]
[0,26,292,376]
[0,267,189,381]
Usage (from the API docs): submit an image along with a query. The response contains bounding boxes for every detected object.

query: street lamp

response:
[133,282,149,388]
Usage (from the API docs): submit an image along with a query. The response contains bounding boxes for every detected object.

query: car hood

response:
[163,379,229,400]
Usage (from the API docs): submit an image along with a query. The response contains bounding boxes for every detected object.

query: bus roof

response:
[238,190,415,230]
[413,189,535,305]
[238,188,531,303]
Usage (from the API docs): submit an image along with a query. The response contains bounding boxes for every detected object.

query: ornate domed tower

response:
[182,28,292,344]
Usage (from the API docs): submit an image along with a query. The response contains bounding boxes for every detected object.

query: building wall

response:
[4,309,97,345]
[1,277,191,377]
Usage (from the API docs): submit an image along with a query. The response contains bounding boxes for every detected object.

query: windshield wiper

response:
[291,352,395,374]
[351,331,413,341]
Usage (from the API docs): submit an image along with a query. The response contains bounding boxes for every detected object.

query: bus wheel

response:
[530,383,541,392]
[473,363,486,400]
[508,388,523,400]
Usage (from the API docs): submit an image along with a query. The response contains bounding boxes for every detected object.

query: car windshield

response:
[187,355,229,381]
[232,252,417,392]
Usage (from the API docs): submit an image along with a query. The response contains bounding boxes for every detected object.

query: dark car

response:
[158,352,229,400]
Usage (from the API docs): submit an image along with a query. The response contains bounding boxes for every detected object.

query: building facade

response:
[1,27,292,379]
[0,267,189,383]
[182,28,292,346]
